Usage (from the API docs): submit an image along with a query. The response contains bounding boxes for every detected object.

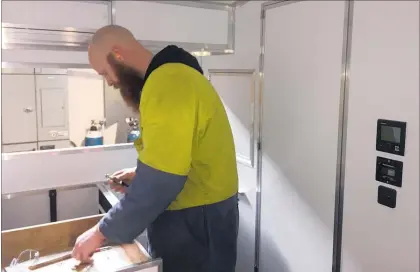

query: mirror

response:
[1,67,140,154]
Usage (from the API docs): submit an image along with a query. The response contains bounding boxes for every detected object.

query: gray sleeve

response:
[99,160,187,244]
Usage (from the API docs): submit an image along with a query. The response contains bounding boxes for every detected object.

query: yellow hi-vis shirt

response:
[134,63,239,210]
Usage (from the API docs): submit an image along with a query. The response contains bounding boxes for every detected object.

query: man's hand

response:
[108,167,136,193]
[72,225,106,263]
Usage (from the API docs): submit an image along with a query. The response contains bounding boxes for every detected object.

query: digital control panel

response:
[376,156,403,187]
[376,119,406,156]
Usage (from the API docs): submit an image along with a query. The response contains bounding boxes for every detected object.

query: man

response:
[72,25,239,272]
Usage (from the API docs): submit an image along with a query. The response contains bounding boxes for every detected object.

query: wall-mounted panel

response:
[342,1,419,272]
[2,1,109,30]
[208,69,255,168]
[114,1,229,45]
[260,1,345,271]
[35,75,69,141]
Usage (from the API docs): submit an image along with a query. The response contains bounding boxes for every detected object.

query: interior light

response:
[191,51,211,57]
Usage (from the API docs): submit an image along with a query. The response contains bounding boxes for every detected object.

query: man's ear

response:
[111,46,124,61]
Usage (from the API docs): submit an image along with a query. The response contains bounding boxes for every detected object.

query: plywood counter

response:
[1,214,162,272]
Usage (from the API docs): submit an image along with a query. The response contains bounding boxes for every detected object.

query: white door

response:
[1,74,38,144]
[36,74,69,141]
[260,1,346,271]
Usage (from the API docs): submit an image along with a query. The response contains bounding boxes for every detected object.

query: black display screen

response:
[380,167,395,177]
[381,125,401,143]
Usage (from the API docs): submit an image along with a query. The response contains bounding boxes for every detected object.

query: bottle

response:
[85,120,105,146]
[126,117,140,143]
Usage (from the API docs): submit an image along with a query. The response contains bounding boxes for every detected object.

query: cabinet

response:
[35,75,69,141]
[114,1,229,45]
[2,1,109,30]
[1,75,38,144]
[1,194,50,231]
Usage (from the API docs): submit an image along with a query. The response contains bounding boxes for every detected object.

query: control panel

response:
[376,119,406,156]
[377,185,397,209]
[376,156,403,187]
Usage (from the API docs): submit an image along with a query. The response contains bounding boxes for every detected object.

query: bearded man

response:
[71,25,239,272]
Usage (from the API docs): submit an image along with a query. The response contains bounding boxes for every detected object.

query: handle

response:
[28,253,72,270]
[23,107,34,113]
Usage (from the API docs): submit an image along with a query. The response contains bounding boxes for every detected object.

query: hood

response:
[143,45,204,82]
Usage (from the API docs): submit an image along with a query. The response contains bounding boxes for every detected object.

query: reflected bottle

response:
[126,117,140,143]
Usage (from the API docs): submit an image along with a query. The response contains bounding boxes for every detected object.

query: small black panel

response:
[377,185,397,208]
[40,145,55,150]
[376,119,406,156]
[376,156,403,187]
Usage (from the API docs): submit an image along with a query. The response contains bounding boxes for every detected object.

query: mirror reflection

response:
[1,67,140,154]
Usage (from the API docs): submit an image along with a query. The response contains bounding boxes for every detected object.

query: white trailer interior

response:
[1,1,419,272]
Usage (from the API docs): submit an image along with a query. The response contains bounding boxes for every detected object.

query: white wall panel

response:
[104,84,138,145]
[57,187,99,221]
[2,1,109,30]
[260,1,345,271]
[209,70,255,168]
[342,2,420,272]
[2,186,99,230]
[114,1,229,44]
[1,194,50,230]
[67,69,105,147]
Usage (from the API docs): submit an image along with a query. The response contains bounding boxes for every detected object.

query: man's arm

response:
[99,160,186,243]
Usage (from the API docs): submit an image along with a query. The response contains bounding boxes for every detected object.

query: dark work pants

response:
[147,195,239,272]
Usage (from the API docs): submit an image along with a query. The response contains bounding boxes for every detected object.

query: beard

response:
[107,53,145,111]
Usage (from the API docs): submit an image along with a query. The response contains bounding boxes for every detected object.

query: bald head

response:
[88,25,153,112]
[90,25,136,49]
